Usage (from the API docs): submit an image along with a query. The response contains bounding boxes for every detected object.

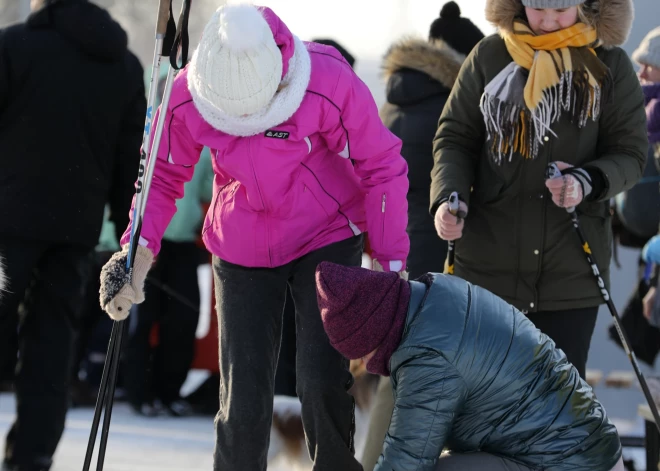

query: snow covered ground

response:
[0,392,299,471]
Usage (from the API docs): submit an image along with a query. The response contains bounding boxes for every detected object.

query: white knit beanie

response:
[633,27,660,70]
[189,4,282,117]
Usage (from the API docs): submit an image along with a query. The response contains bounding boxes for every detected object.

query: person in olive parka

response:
[432,0,648,380]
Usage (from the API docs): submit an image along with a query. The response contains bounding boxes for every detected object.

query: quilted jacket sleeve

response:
[375,349,468,471]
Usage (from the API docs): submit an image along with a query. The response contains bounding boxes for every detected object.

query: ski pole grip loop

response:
[170,0,192,70]
[156,0,171,36]
[161,1,177,57]
[545,163,561,180]
[545,163,576,214]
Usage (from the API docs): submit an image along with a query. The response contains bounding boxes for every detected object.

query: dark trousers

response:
[273,290,297,397]
[0,238,91,469]
[526,306,599,379]
[212,235,364,471]
[407,230,448,279]
[72,251,114,391]
[123,240,201,405]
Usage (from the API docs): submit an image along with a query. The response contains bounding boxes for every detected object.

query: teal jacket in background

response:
[150,66,213,244]
[376,274,621,471]
[96,206,120,252]
[163,148,213,243]
[95,149,212,248]
[96,68,214,250]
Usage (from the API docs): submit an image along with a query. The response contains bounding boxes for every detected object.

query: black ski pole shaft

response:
[570,209,660,432]
[96,321,125,471]
[546,163,660,433]
[82,0,179,469]
[82,321,119,471]
[446,191,466,275]
[146,276,199,312]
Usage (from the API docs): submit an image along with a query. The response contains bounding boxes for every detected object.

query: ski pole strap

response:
[161,0,177,57]
[170,0,192,70]
[545,163,577,214]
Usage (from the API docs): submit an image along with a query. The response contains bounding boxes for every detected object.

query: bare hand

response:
[643,287,657,321]
[434,200,468,241]
[545,161,584,208]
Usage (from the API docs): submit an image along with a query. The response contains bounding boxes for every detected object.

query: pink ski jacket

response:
[121,7,409,271]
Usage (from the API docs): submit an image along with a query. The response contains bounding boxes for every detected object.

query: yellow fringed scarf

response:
[480,20,612,162]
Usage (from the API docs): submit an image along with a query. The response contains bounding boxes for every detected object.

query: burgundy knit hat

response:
[316,262,411,360]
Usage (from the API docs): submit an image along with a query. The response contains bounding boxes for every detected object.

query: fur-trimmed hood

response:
[485,0,634,48]
[382,38,465,106]
[382,37,464,89]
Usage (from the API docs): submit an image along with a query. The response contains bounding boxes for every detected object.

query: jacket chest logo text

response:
[265,130,289,139]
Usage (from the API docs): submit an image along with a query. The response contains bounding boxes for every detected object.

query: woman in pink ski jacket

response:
[99,4,409,470]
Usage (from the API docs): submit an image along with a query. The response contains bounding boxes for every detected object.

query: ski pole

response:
[95,321,125,471]
[83,0,192,468]
[446,192,466,275]
[146,275,200,312]
[82,321,119,470]
[82,0,172,464]
[546,163,660,433]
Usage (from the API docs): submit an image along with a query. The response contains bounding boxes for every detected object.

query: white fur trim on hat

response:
[633,27,660,70]
[189,35,311,136]
[189,4,283,117]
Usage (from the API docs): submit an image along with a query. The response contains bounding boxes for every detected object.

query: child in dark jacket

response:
[316,262,624,471]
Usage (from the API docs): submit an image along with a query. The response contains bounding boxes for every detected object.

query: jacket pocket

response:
[300,166,340,217]
[203,178,234,236]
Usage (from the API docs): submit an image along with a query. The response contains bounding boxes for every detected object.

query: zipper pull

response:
[381,194,386,213]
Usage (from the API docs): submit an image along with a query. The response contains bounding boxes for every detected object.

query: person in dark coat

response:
[361,4,484,467]
[0,0,145,469]
[317,262,625,471]
[380,0,483,285]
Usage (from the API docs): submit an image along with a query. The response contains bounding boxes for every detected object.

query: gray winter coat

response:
[375,274,621,471]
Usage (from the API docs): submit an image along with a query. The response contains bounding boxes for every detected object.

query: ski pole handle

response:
[448,192,459,217]
[447,192,467,219]
[446,192,466,275]
[156,0,171,36]
[545,163,576,214]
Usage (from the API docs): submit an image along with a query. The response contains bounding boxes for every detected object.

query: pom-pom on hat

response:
[188,3,282,117]
[428,1,485,56]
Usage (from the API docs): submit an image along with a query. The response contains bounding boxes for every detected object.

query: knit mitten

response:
[100,245,154,320]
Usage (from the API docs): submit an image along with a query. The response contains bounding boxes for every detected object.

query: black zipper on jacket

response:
[514,162,526,305]
[532,142,552,309]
